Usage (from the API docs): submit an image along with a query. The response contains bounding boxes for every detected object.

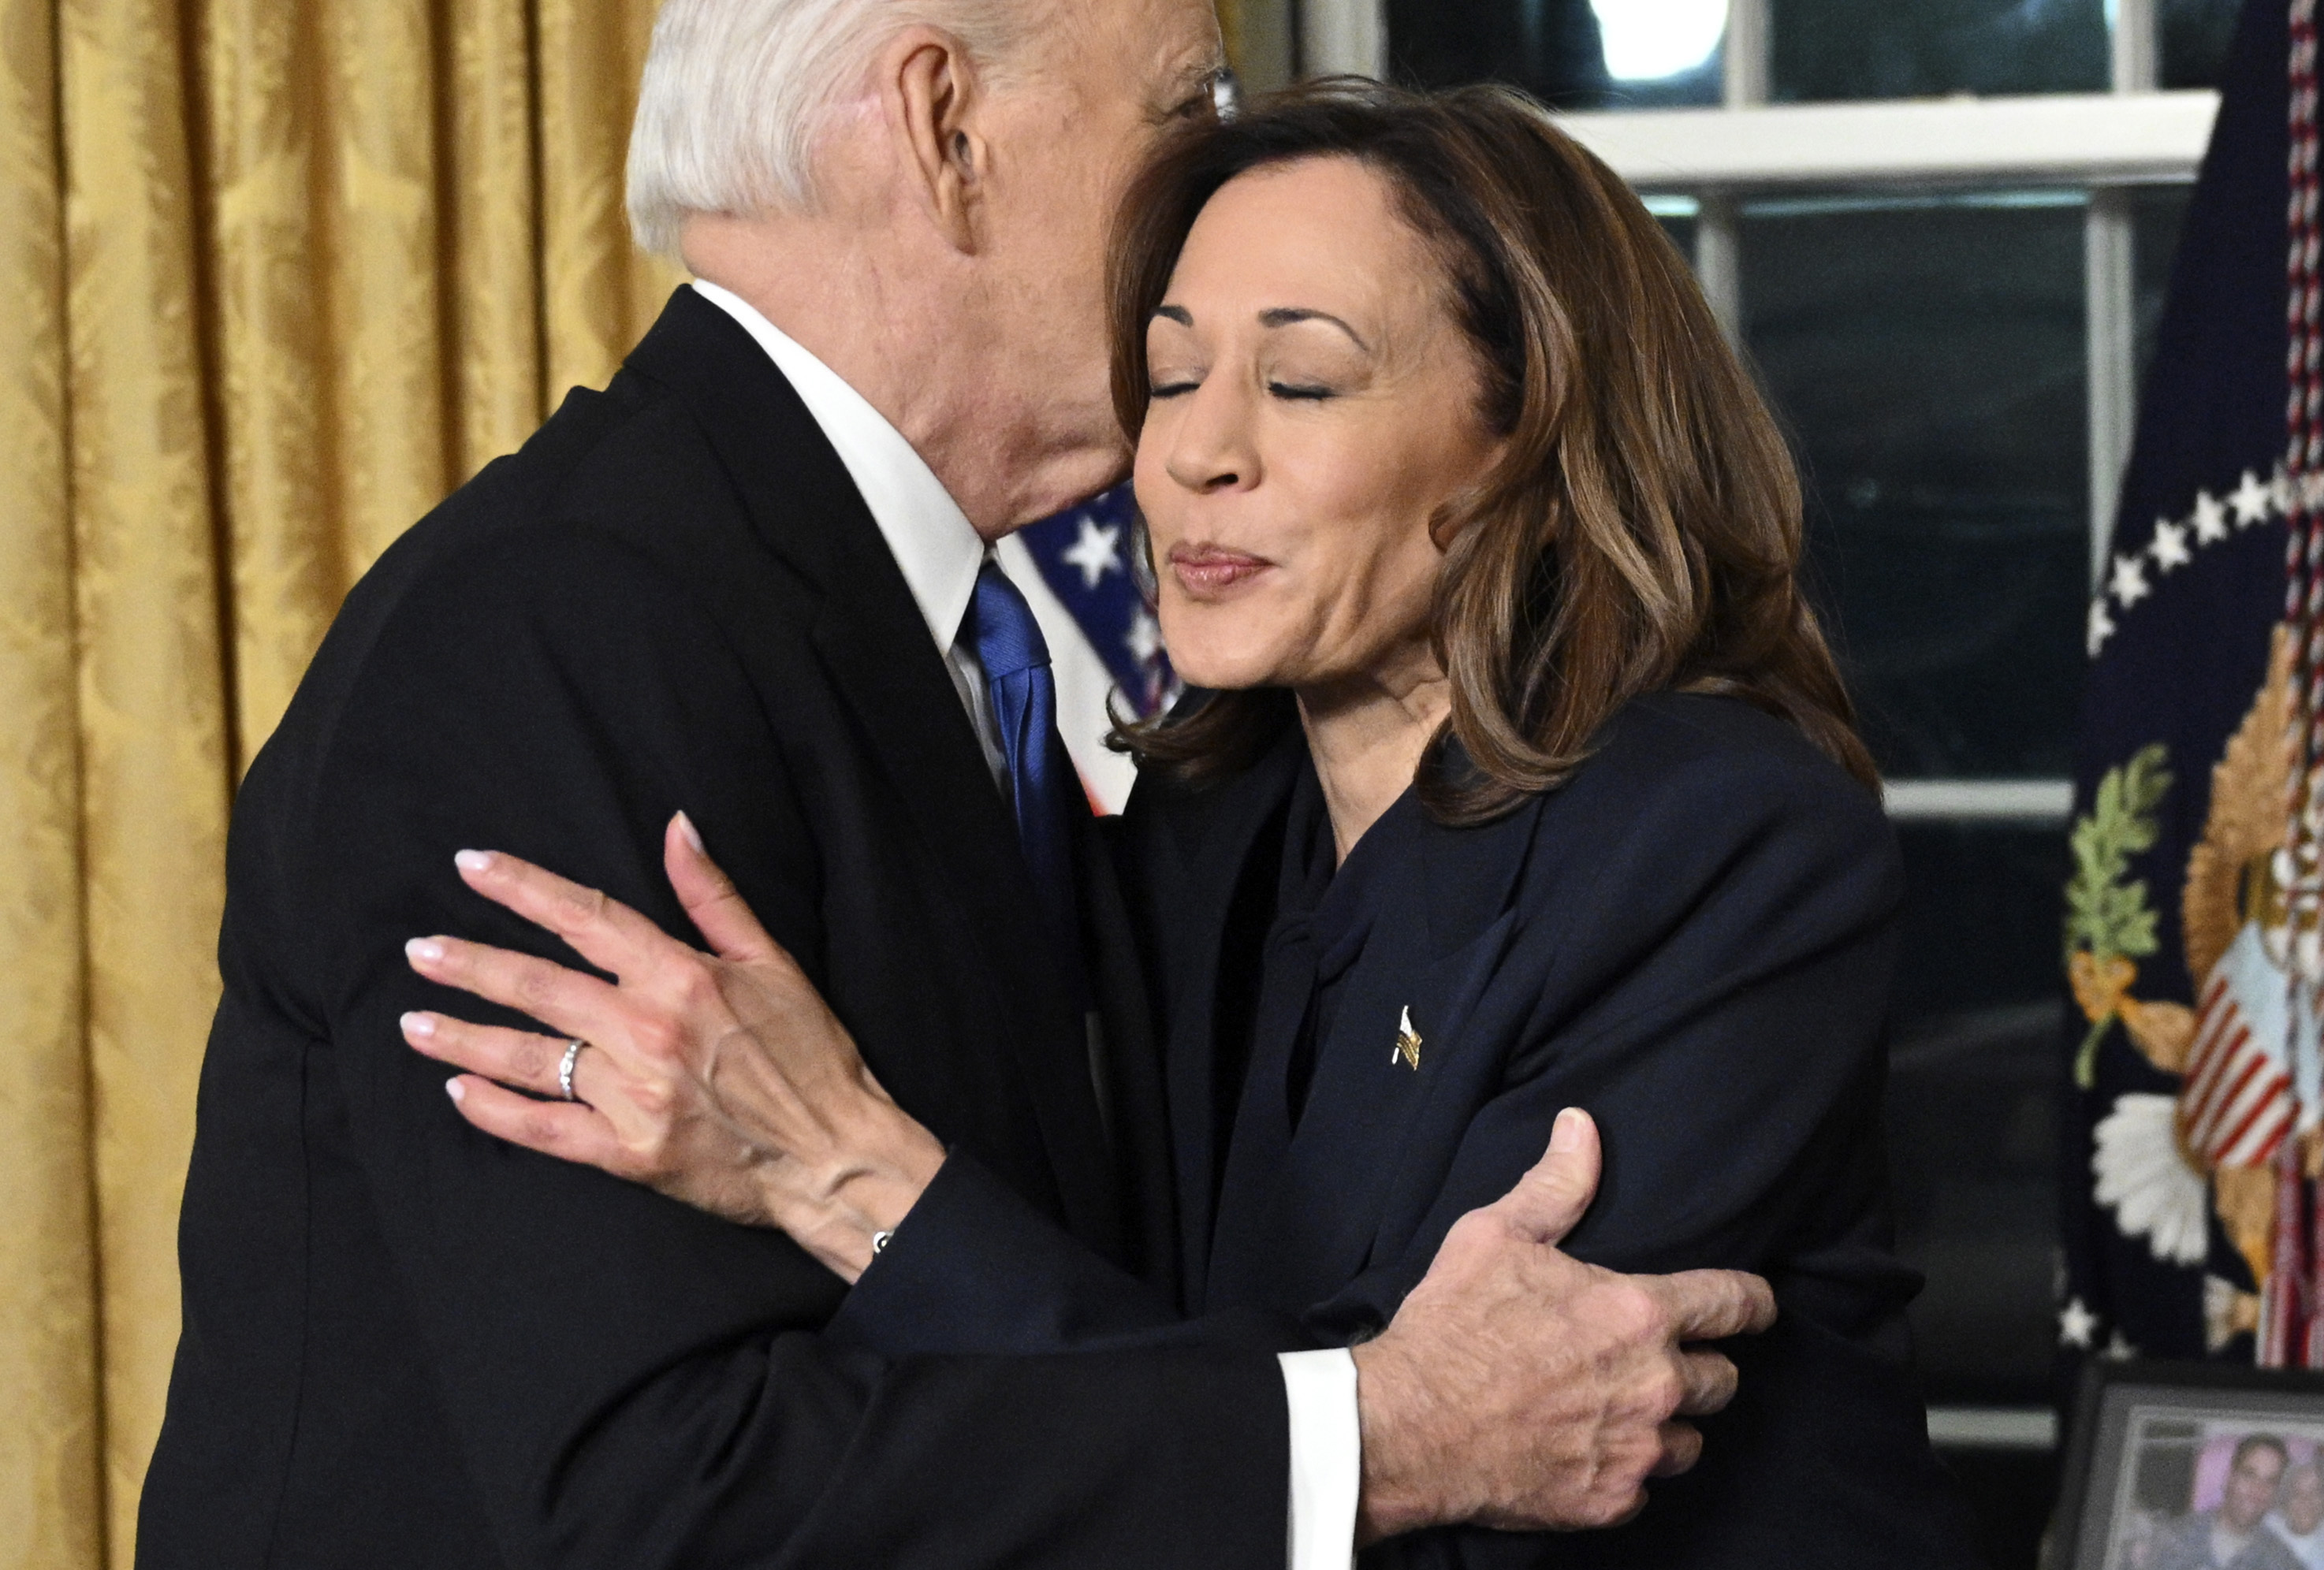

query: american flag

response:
[997,485,1177,816]
[2179,923,2297,1170]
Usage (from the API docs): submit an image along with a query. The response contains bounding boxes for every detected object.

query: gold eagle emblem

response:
[2067,627,2297,1305]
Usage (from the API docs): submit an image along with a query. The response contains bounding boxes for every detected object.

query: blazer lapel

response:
[1213,792,1547,1313]
[625,289,1119,1246]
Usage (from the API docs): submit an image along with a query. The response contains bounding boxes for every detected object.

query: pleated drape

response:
[0,2,678,1564]
[205,0,677,769]
[60,13,236,1560]
[0,2,102,1568]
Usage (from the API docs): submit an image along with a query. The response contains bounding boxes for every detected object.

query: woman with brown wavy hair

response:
[403,81,1976,1564]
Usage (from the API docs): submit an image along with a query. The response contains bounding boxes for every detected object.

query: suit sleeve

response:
[289,523,1289,1570]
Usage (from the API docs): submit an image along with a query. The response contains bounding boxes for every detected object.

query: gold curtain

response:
[0,2,681,1564]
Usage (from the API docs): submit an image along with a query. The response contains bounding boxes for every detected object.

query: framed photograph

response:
[2058,1360,2324,1570]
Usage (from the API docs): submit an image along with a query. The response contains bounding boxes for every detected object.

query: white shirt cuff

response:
[1279,1348,1361,1570]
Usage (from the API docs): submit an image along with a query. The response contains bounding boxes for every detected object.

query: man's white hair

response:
[628,0,1043,260]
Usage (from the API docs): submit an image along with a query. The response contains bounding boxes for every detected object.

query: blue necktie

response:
[971,561,1084,991]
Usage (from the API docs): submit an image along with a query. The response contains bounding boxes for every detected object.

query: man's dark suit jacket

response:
[840,694,1985,1568]
[136,287,1293,1570]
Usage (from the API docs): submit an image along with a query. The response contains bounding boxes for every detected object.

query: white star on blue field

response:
[1017,486,1177,715]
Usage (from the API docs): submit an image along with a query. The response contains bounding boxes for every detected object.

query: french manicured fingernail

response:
[1551,1107,1585,1152]
[401,1011,436,1040]
[406,938,445,965]
[445,1078,466,1104]
[455,850,493,874]
[674,811,704,854]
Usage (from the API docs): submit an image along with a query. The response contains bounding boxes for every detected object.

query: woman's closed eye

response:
[1149,373,1339,401]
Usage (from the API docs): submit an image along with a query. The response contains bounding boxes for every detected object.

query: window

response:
[1268,0,2233,1521]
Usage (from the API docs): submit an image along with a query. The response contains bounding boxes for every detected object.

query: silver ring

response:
[558,1040,589,1103]
[870,1230,895,1256]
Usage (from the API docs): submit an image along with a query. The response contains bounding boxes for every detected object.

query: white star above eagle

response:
[2233,467,2276,526]
[2086,599,2116,655]
[2192,489,2230,542]
[2088,467,2289,657]
[2147,519,2191,572]
[2058,1296,2099,1350]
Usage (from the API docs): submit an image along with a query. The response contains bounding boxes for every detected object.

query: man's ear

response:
[887,31,985,254]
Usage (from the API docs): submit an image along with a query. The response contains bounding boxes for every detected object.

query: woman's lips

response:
[1167,545,1272,597]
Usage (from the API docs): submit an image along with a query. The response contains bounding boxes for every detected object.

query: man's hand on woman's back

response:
[1350,1108,1777,1541]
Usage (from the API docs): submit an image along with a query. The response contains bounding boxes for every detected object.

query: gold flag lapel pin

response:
[1393,1006,1423,1071]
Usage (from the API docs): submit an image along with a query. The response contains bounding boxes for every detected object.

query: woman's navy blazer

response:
[838,690,1984,1568]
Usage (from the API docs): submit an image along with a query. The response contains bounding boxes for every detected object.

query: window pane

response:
[1893,823,2067,1020]
[2162,0,2244,89]
[1771,0,2107,101]
[1887,823,2069,1404]
[1741,194,2088,777]
[1386,0,1724,110]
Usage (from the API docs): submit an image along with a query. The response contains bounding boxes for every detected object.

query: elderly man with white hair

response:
[136,2,1767,1566]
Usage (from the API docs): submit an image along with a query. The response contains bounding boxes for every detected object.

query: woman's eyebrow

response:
[1258,307,1369,351]
[1153,304,1194,326]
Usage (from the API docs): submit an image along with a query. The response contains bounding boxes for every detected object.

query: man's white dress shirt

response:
[691,281,1362,1568]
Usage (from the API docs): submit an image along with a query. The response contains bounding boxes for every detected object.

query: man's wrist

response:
[1350,1335,1454,1543]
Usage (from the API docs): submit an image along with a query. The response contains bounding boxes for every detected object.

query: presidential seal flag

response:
[2062,0,2324,1371]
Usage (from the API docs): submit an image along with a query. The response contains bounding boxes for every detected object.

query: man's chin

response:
[1000,464,1135,536]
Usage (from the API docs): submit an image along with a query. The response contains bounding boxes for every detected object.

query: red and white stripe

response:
[2181,931,2299,1170]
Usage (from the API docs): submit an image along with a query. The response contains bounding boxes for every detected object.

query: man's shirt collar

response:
[691,280,984,654]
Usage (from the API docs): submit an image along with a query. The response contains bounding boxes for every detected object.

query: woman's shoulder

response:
[1567,690,1886,833]
[1510,690,1901,921]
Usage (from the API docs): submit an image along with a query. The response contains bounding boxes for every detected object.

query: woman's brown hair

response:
[1107,78,1876,821]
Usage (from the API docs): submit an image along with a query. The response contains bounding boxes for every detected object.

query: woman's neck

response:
[1295,660,1453,865]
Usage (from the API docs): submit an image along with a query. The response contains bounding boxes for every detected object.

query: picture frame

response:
[2056,1359,2324,1569]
